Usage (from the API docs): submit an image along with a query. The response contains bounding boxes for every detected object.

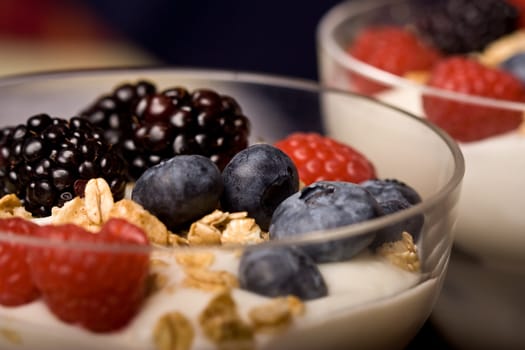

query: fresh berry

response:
[220,144,299,231]
[361,178,421,205]
[132,154,223,231]
[361,179,424,245]
[347,26,441,94]
[80,80,156,149]
[414,0,519,54]
[238,245,327,300]
[423,57,525,142]
[28,218,150,333]
[81,81,250,179]
[0,115,128,217]
[269,181,384,263]
[0,217,40,306]
[500,52,525,85]
[507,0,525,27]
[274,132,376,186]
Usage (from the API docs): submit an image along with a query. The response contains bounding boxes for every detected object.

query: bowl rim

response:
[0,66,464,252]
[316,0,525,112]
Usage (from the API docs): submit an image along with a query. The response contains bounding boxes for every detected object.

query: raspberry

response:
[347,26,441,94]
[423,57,525,142]
[274,133,376,186]
[28,218,150,333]
[0,217,40,306]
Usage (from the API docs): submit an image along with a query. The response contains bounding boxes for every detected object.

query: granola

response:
[0,194,32,219]
[109,199,173,246]
[154,311,194,350]
[377,232,420,272]
[84,178,113,225]
[186,210,267,246]
[182,268,239,292]
[187,222,222,246]
[51,178,113,231]
[175,251,216,269]
[221,216,264,245]
[478,30,525,67]
[199,291,254,350]
[403,70,430,84]
[0,327,22,345]
[248,296,305,333]
[147,271,171,295]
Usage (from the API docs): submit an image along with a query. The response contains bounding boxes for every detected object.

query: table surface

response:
[0,38,158,77]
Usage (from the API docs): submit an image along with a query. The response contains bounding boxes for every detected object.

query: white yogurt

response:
[0,247,436,350]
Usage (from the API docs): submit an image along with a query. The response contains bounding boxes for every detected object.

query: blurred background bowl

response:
[318,1,525,349]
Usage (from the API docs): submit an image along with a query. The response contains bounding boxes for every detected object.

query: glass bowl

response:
[0,68,463,350]
[318,1,525,349]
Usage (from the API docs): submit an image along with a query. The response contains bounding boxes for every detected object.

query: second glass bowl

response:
[318,1,525,349]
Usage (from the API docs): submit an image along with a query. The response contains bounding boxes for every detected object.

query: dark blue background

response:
[83,0,342,80]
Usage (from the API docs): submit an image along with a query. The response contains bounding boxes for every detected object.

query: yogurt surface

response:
[0,246,435,350]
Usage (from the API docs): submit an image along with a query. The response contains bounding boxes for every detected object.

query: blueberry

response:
[220,144,299,231]
[269,181,382,263]
[238,245,327,300]
[132,154,222,230]
[360,178,421,205]
[500,52,525,85]
[360,179,424,245]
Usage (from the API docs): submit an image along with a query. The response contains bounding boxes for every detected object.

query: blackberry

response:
[80,81,250,180]
[0,114,127,217]
[79,80,156,155]
[414,0,519,54]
